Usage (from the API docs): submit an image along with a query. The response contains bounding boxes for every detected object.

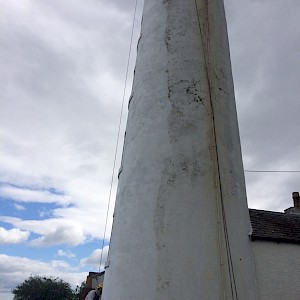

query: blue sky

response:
[1,0,300,298]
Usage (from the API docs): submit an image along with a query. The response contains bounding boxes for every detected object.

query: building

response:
[81,271,104,300]
[249,192,300,299]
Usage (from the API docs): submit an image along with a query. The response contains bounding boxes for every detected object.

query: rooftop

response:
[249,208,300,244]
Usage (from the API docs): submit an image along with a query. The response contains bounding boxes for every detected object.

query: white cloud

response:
[13,203,25,211]
[0,0,141,250]
[0,217,86,247]
[80,246,109,271]
[0,185,71,205]
[224,0,300,210]
[57,249,76,259]
[38,207,52,218]
[0,202,113,246]
[0,227,29,244]
[30,224,84,247]
[0,253,87,293]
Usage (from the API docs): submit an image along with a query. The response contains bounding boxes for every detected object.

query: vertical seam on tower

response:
[194,0,238,299]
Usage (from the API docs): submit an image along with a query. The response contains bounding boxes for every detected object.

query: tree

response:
[12,275,76,300]
[73,281,86,300]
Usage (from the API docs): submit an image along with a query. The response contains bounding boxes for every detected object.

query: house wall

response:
[92,274,104,289]
[85,272,104,289]
[252,241,300,300]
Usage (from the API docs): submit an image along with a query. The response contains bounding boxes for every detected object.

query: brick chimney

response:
[284,192,300,214]
[292,192,300,208]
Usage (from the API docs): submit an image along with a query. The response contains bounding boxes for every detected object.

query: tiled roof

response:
[249,209,300,244]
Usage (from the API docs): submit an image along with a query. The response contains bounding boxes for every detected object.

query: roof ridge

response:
[249,208,300,245]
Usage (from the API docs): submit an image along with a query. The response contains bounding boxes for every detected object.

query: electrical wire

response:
[98,0,139,273]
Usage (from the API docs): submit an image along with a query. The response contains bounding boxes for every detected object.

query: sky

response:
[0,0,299,298]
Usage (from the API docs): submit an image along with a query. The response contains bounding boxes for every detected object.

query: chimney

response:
[285,192,300,214]
[292,192,300,208]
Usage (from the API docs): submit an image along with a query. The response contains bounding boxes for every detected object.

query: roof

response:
[88,271,105,277]
[249,209,300,244]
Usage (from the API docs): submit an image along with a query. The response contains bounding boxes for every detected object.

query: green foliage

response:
[73,281,86,300]
[12,276,76,300]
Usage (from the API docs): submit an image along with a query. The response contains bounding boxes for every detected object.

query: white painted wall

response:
[102,0,258,299]
[253,241,300,300]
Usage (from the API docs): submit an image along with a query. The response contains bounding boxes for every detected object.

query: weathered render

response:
[102,0,258,299]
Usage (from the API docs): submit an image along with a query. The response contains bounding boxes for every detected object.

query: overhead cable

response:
[98,0,139,273]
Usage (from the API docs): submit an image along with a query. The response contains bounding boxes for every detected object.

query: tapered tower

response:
[102,0,259,299]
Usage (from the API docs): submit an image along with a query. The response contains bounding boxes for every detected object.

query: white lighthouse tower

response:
[102,0,259,299]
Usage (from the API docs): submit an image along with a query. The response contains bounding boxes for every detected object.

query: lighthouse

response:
[102,0,259,299]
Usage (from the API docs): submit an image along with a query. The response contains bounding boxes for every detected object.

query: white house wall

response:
[252,241,300,300]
